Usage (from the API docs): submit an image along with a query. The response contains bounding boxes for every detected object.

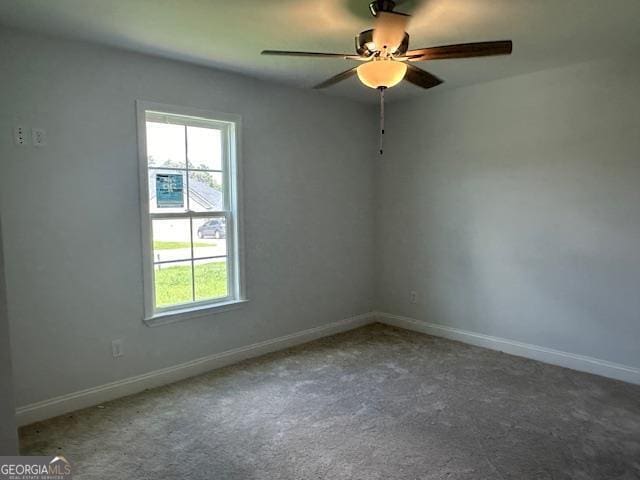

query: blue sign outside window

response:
[156,173,184,208]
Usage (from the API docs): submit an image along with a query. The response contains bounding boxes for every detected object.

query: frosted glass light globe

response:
[357,58,407,89]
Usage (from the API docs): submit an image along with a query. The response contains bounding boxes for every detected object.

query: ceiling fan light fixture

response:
[262,4,513,155]
[356,58,407,89]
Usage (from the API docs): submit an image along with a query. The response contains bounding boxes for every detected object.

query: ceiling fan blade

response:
[372,11,410,54]
[404,64,443,89]
[313,67,358,89]
[261,50,361,60]
[406,40,513,61]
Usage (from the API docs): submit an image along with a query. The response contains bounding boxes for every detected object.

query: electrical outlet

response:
[14,126,26,146]
[32,128,47,147]
[111,339,124,358]
[410,291,417,304]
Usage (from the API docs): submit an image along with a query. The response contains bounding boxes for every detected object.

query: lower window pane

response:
[194,258,228,301]
[154,260,194,308]
[192,217,227,259]
[152,218,191,263]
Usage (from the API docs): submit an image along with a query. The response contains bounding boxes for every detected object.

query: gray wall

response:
[4,24,639,417]
[378,58,640,368]
[0,28,376,407]
[0,215,18,454]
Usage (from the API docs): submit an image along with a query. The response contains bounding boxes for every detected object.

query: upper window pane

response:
[188,171,224,212]
[187,126,223,171]
[146,122,186,168]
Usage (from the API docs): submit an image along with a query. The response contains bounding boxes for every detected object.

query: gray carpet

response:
[20,324,640,479]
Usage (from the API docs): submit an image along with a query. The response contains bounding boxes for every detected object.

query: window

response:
[137,102,245,325]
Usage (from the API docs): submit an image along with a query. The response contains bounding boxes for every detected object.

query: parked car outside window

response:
[197,218,226,239]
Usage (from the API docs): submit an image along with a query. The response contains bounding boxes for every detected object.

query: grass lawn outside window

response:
[154,261,228,308]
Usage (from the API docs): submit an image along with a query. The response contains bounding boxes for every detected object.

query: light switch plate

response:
[111,339,124,358]
[14,126,27,146]
[32,128,47,147]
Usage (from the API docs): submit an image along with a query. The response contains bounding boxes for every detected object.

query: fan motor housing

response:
[356,29,410,57]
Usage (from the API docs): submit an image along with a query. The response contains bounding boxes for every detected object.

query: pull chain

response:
[378,86,386,155]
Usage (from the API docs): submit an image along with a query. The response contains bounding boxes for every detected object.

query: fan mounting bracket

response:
[369,0,397,16]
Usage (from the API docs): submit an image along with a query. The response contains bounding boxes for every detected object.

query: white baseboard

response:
[17,310,639,426]
[16,312,374,426]
[376,312,640,386]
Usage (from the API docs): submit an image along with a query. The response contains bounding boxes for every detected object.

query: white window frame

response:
[136,101,246,327]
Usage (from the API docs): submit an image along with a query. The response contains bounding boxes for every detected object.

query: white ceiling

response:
[1,0,639,103]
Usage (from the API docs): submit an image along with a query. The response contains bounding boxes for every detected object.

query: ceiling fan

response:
[262,0,512,153]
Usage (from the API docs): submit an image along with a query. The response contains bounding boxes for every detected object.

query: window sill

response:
[143,299,248,327]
